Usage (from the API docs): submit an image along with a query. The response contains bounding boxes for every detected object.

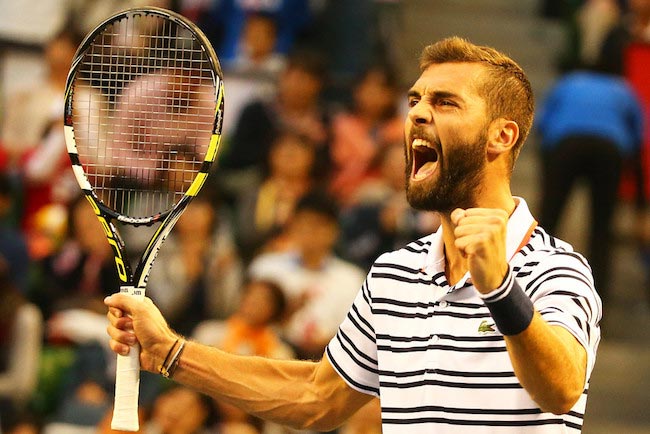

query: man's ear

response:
[487,118,519,156]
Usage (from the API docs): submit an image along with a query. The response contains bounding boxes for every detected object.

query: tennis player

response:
[106,37,601,433]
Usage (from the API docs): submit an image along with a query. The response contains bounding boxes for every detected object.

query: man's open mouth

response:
[411,138,439,180]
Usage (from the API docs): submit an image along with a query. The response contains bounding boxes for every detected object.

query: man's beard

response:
[405,132,487,214]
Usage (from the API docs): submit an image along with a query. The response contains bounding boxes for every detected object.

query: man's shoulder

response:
[517,226,592,271]
[373,233,438,267]
[527,226,576,254]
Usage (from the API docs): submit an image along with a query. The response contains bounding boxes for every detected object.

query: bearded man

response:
[106,37,601,433]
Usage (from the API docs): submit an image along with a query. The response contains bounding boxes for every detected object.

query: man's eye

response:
[438,99,455,106]
[408,98,419,108]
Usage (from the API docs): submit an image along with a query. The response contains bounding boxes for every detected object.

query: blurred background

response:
[0,0,648,433]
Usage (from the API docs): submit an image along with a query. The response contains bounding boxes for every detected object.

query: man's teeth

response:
[412,138,433,148]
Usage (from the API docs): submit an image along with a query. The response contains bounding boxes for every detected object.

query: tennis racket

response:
[63,7,224,431]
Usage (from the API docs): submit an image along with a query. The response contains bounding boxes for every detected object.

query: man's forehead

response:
[410,62,486,95]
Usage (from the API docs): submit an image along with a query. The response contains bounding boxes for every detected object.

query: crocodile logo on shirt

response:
[478,320,496,335]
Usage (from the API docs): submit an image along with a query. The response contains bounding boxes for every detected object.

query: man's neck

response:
[440,195,516,286]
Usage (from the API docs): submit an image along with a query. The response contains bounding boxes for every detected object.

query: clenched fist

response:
[451,208,510,294]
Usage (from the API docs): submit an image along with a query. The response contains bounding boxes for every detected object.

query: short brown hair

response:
[420,37,534,166]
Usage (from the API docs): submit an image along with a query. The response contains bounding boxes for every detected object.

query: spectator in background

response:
[339,143,440,270]
[145,190,244,336]
[0,257,43,423]
[193,279,292,434]
[218,49,329,205]
[305,0,386,104]
[557,0,622,72]
[576,0,622,67]
[97,385,213,434]
[0,173,30,294]
[248,191,365,360]
[143,386,213,434]
[191,0,313,68]
[235,132,318,262]
[193,279,291,360]
[50,343,160,433]
[227,12,287,76]
[536,49,646,305]
[44,343,115,431]
[597,0,650,73]
[558,0,650,81]
[220,12,286,141]
[32,195,120,320]
[624,0,650,41]
[1,28,81,235]
[328,64,404,207]
[1,410,43,434]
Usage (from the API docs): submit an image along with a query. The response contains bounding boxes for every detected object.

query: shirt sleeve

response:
[325,277,380,397]
[527,250,602,382]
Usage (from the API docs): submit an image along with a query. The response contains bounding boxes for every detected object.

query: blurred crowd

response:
[0,0,649,433]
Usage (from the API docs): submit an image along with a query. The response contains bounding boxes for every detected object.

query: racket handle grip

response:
[112,344,141,431]
[111,286,144,432]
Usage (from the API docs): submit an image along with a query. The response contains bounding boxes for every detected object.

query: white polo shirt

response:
[326,198,602,433]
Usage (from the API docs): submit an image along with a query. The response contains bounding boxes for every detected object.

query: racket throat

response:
[120,285,146,300]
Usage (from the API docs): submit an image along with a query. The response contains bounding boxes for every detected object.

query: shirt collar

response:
[421,197,537,283]
[504,197,537,261]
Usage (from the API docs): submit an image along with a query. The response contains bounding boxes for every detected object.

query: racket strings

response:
[71,12,216,218]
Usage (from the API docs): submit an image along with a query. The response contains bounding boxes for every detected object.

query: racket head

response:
[64,7,224,226]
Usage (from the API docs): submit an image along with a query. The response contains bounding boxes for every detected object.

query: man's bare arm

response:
[105,294,372,431]
[505,314,587,415]
[175,346,372,431]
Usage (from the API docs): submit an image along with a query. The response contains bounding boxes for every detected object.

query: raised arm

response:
[451,208,590,414]
[504,313,586,414]
[105,294,372,431]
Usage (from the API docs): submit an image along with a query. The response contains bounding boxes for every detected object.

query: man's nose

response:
[408,101,432,125]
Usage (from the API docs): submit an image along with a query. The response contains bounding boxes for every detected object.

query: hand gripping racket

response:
[63,7,224,431]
